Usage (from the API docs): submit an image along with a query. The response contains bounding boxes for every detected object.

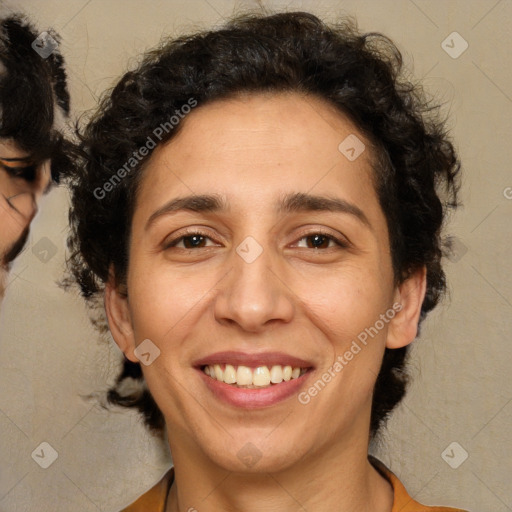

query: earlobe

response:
[386,265,427,349]
[104,277,138,363]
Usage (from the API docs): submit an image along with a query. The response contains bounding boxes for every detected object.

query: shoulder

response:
[369,456,470,512]
[119,467,174,512]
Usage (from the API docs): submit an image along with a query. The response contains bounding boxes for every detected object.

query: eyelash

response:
[0,163,38,182]
[165,228,349,251]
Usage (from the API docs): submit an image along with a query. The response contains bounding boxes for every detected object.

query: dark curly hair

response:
[0,14,73,182]
[67,11,460,439]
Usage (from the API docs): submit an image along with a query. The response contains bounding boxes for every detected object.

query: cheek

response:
[291,261,393,401]
[126,256,217,349]
[291,260,392,341]
[0,208,23,239]
[288,269,392,436]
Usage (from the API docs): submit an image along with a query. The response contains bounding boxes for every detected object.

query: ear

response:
[104,270,138,362]
[386,265,427,349]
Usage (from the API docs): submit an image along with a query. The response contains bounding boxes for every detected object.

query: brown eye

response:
[295,231,349,250]
[304,234,331,249]
[164,230,218,250]
[178,234,208,249]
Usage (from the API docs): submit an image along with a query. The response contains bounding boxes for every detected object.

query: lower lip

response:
[197,368,312,408]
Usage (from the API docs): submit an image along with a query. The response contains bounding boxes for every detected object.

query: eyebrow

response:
[146,192,371,230]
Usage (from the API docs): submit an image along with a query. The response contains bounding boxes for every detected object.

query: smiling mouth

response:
[202,364,310,389]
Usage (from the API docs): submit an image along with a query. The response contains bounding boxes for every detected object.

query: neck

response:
[165,431,393,512]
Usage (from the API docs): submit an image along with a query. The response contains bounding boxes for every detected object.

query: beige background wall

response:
[0,0,510,510]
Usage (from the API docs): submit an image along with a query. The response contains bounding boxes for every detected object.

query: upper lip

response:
[193,351,314,369]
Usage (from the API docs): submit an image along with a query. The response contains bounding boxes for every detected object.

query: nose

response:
[213,236,295,333]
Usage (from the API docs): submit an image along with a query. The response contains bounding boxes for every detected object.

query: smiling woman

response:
[67,11,466,512]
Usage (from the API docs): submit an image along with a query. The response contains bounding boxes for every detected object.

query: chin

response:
[198,430,306,474]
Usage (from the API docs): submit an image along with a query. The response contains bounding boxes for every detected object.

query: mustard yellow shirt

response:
[121,457,469,511]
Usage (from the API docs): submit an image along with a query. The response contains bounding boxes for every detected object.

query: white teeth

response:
[203,364,307,387]
[236,365,253,385]
[269,365,283,384]
[253,366,271,386]
[214,364,223,381]
[223,364,236,384]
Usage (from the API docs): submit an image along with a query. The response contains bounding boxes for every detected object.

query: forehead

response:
[135,91,381,224]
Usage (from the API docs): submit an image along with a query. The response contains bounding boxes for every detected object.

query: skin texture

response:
[0,139,51,288]
[106,91,426,512]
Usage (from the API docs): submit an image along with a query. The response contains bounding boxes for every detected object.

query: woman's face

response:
[109,92,421,472]
[0,139,50,269]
